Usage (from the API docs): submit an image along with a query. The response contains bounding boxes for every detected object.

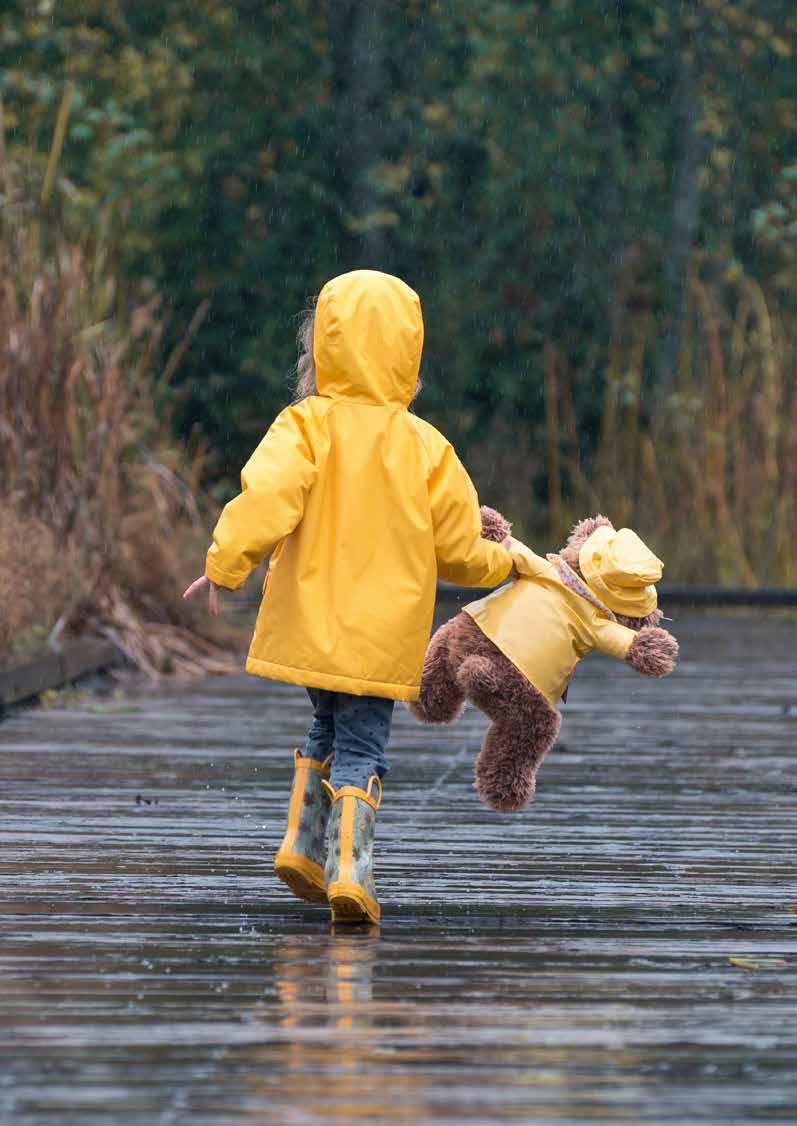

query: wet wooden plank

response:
[0,610,795,1123]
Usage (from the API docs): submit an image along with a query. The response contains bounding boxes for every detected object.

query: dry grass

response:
[476,259,796,586]
[0,113,236,676]
[582,265,795,585]
[0,509,85,664]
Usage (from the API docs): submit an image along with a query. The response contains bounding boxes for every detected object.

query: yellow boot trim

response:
[295,747,334,775]
[274,748,332,905]
[274,851,327,905]
[323,775,382,812]
[325,776,382,925]
[279,748,332,856]
[327,879,381,925]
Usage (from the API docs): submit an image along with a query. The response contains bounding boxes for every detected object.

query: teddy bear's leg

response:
[408,619,466,724]
[457,653,561,812]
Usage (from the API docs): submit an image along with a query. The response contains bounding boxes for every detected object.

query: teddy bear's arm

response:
[591,617,638,662]
[506,538,549,580]
[593,616,678,677]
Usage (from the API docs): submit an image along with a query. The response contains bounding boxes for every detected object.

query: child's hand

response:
[182,575,219,617]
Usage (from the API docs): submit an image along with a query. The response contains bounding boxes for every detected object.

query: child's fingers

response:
[209,583,219,617]
[182,575,208,601]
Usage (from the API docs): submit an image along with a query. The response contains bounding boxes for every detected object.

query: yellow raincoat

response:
[464,541,640,709]
[205,270,512,701]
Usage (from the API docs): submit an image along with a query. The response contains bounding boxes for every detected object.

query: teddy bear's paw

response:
[475,749,537,813]
[408,691,464,725]
[626,626,679,678]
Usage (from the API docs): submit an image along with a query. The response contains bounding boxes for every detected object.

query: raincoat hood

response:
[313,270,424,407]
[578,525,662,617]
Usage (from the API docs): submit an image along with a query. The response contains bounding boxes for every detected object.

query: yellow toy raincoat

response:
[464,538,659,710]
[205,270,512,701]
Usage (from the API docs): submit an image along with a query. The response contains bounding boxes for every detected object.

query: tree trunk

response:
[327,0,387,267]
[658,8,707,393]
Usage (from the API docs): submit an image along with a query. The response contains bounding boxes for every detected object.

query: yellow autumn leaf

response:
[771,37,792,58]
[729,957,787,971]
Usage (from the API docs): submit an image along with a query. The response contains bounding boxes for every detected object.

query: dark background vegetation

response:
[1,0,796,667]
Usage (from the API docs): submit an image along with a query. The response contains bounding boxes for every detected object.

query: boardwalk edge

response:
[0,639,124,710]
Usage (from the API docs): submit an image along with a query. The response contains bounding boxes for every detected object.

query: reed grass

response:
[548,262,796,586]
[469,257,794,586]
[0,93,233,675]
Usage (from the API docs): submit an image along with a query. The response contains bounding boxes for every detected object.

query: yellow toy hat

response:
[579,525,662,617]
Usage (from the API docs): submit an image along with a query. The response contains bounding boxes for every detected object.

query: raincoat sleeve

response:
[591,616,638,662]
[204,403,319,590]
[428,442,513,587]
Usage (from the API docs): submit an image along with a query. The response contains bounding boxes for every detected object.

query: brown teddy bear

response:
[410,508,679,812]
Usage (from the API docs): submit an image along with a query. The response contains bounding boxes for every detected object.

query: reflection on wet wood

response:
[1,611,795,1121]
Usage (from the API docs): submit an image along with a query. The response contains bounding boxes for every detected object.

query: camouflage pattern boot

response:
[274,749,333,904]
[323,776,382,925]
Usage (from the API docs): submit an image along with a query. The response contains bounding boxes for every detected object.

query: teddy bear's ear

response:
[479,505,512,543]
[559,514,614,569]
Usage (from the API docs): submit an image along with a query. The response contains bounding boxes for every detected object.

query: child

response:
[184,270,513,925]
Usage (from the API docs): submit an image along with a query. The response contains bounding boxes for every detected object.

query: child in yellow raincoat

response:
[184,270,513,924]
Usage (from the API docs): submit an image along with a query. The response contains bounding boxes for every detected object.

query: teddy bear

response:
[410,508,679,812]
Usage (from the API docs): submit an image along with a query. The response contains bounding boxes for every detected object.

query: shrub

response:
[0,110,234,675]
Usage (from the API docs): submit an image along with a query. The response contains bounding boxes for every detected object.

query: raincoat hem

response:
[245,654,420,703]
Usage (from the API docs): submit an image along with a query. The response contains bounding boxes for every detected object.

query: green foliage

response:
[2,0,795,536]
[2,1,338,474]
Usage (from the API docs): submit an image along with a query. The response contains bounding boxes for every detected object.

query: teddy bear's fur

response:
[410,509,679,812]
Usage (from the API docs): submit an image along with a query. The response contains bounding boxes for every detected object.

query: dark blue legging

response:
[304,688,394,792]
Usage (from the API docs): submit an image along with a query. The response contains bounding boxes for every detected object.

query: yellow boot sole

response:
[327,879,381,925]
[274,852,327,905]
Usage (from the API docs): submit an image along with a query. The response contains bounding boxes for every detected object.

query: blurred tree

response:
[2,0,794,516]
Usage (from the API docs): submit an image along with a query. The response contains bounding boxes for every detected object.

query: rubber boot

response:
[274,749,333,904]
[323,776,382,925]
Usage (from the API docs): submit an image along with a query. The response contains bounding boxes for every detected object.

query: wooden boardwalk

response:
[1,609,795,1123]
